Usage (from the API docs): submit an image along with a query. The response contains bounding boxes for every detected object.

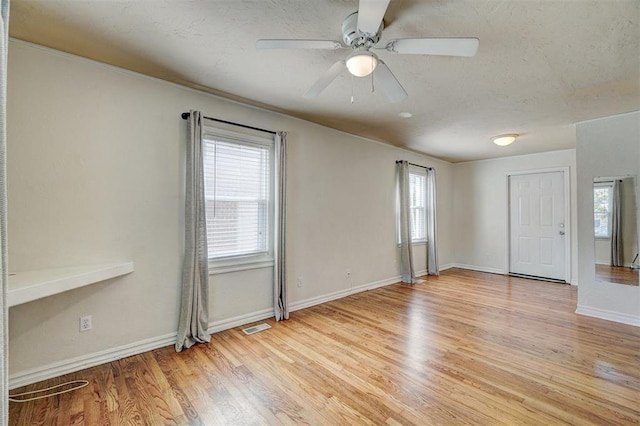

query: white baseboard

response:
[289,275,401,312]
[9,308,279,390]
[9,274,410,389]
[575,305,640,327]
[289,267,453,314]
[439,263,454,271]
[451,263,505,275]
[9,332,177,390]
[207,308,274,334]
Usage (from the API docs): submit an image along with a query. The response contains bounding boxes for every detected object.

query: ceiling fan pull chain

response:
[371,56,375,93]
[351,74,355,104]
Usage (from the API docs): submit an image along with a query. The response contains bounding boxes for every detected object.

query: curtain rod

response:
[396,160,432,170]
[181,112,276,135]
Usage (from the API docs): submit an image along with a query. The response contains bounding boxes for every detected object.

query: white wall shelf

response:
[8,262,134,307]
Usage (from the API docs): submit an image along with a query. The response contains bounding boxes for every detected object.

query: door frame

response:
[505,167,571,283]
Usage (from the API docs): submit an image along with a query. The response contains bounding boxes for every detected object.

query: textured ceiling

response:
[8,0,640,162]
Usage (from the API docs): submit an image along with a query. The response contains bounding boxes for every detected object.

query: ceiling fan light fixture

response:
[346,49,378,77]
[492,134,518,146]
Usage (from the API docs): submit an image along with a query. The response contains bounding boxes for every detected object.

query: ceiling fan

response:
[256,0,479,103]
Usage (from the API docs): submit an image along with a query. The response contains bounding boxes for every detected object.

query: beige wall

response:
[452,149,578,282]
[6,40,454,380]
[576,111,640,325]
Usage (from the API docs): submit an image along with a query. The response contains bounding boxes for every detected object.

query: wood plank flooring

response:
[8,268,640,425]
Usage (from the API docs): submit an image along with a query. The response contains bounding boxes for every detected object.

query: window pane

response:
[203,138,270,258]
[409,172,426,240]
[594,186,611,237]
[411,207,426,240]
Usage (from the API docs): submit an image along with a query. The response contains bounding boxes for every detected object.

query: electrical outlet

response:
[297,277,303,288]
[79,315,92,332]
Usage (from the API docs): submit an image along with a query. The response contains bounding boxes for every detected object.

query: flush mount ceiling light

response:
[492,134,518,146]
[346,48,378,77]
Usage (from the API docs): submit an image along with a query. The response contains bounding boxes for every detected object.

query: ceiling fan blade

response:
[357,0,390,35]
[256,39,344,50]
[373,61,407,103]
[383,38,479,57]
[303,61,345,99]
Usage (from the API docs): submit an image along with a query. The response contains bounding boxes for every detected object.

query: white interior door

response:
[509,171,566,281]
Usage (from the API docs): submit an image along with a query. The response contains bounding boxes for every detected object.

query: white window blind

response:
[409,171,426,241]
[203,137,271,259]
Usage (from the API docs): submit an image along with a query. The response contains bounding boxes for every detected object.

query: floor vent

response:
[242,323,271,335]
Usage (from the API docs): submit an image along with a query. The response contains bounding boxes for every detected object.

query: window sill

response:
[208,258,274,275]
[595,236,611,240]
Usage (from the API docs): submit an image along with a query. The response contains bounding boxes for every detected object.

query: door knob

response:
[559,231,565,235]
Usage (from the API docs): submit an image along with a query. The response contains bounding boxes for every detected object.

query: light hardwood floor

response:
[8,268,640,425]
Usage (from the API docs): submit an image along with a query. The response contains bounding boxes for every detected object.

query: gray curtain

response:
[0,0,8,421]
[611,179,623,267]
[274,131,288,320]
[176,110,211,352]
[426,168,439,275]
[397,161,415,283]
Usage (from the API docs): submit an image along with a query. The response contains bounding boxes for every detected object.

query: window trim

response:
[202,124,276,273]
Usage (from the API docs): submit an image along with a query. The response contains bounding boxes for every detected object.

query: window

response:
[202,127,274,265]
[409,168,427,242]
[594,182,613,238]
[396,166,427,243]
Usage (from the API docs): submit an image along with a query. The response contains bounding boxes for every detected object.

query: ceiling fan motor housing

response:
[342,12,382,48]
